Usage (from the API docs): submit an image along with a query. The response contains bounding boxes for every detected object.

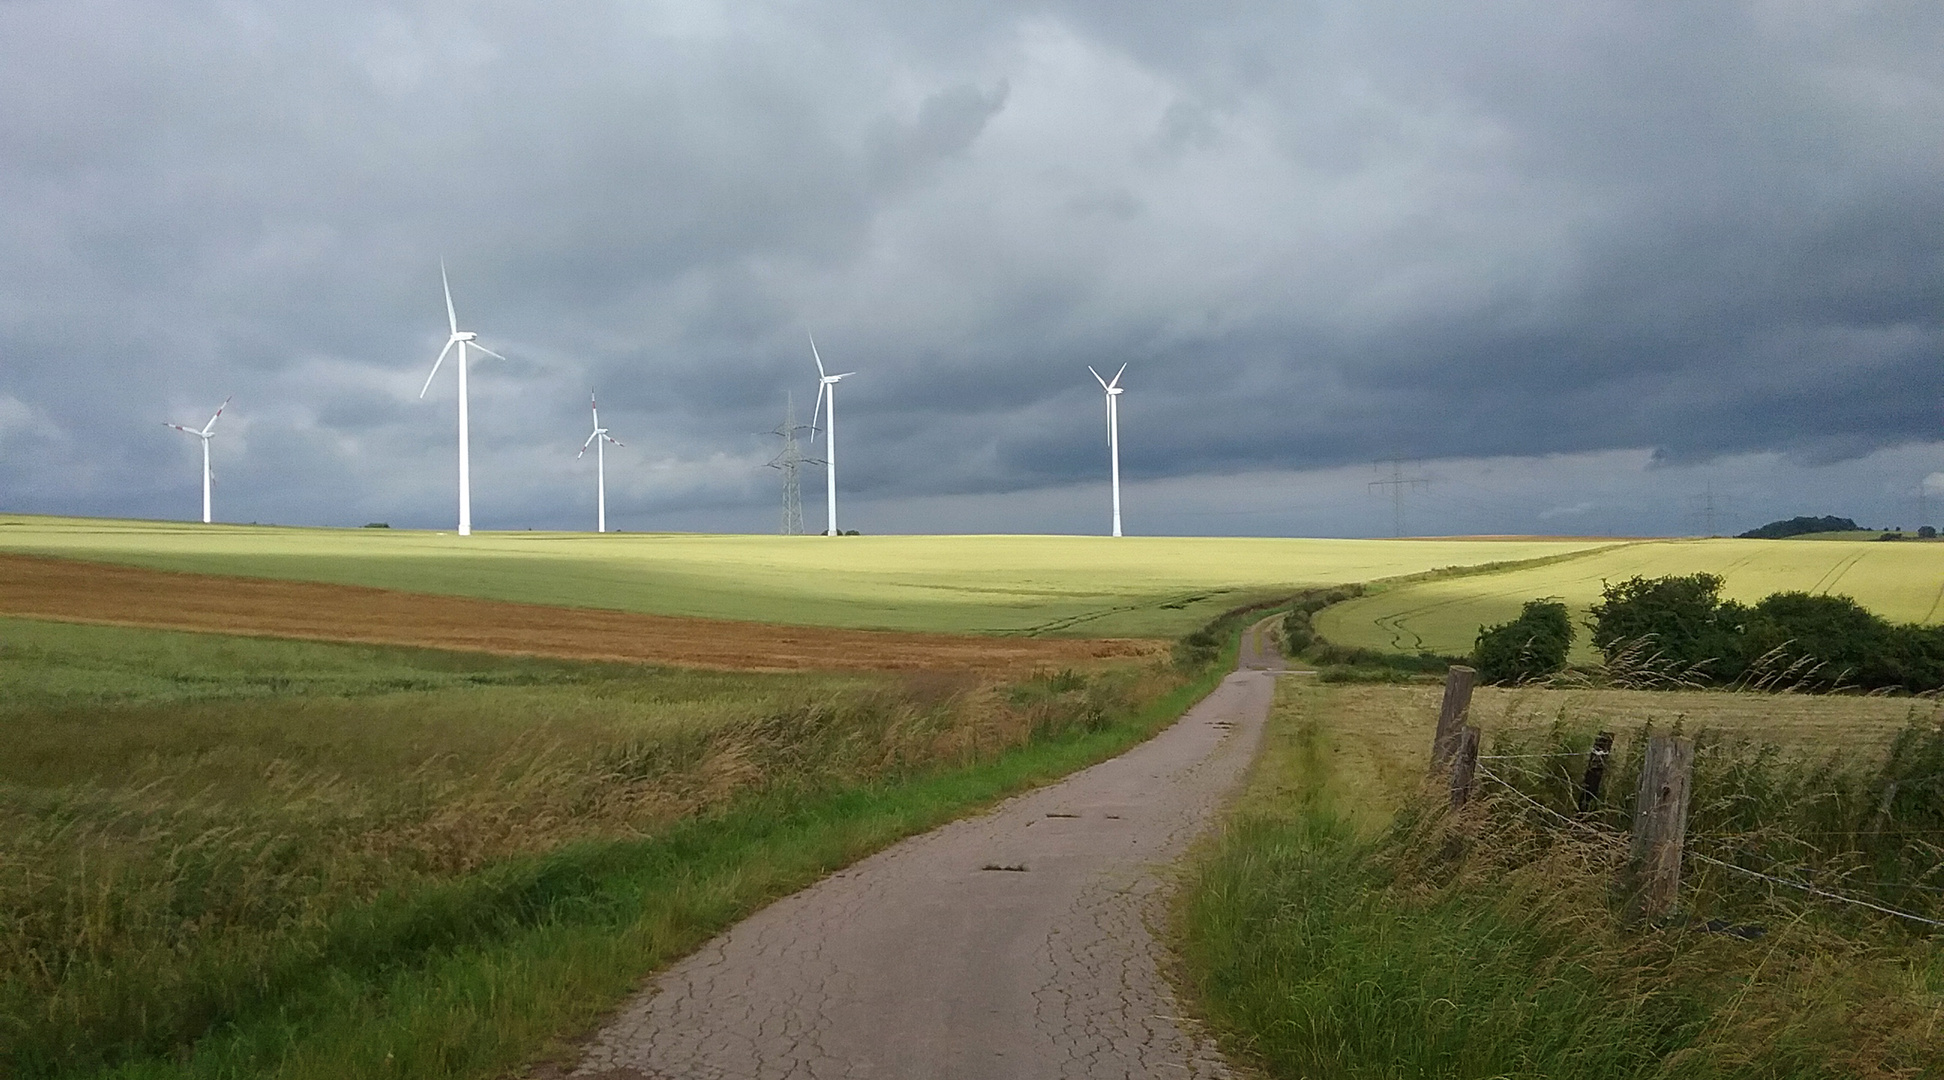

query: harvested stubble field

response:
[0,514,1607,637]
[1315,536,1944,659]
[0,553,1160,673]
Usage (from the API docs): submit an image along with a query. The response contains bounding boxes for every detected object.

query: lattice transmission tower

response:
[1369,458,1429,537]
[1685,479,1733,537]
[767,392,817,535]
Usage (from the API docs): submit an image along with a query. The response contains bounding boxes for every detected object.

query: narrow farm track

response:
[566,664,1275,1079]
[0,554,1162,673]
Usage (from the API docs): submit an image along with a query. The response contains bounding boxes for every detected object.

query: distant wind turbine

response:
[1089,364,1126,537]
[808,333,855,536]
[577,392,625,533]
[163,396,231,524]
[418,261,507,537]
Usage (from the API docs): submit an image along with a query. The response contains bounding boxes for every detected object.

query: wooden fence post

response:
[1448,725,1481,808]
[1576,731,1615,814]
[1430,665,1476,771]
[1628,734,1696,921]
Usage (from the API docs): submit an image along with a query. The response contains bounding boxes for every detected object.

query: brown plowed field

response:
[0,554,1165,673]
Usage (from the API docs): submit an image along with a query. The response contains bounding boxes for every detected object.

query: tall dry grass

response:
[0,618,1175,1075]
[1179,685,1944,1079]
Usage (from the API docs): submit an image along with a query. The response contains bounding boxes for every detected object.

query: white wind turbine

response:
[577,392,625,533]
[1089,364,1127,537]
[418,261,507,537]
[808,333,855,536]
[163,396,231,524]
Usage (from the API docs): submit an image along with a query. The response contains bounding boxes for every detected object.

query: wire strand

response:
[1687,852,1944,928]
[1478,752,1590,761]
[1474,764,1629,849]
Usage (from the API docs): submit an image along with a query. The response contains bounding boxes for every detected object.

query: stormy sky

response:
[2,1,1940,537]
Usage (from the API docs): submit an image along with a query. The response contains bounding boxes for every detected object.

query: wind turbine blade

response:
[604,434,624,447]
[202,395,232,435]
[472,344,508,362]
[420,337,458,398]
[579,430,598,457]
[1109,363,1126,389]
[810,381,826,432]
[441,260,458,336]
[1089,365,1109,390]
[165,423,191,434]
[808,331,827,379]
[590,392,599,426]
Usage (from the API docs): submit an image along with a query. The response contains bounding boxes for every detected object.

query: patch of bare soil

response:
[0,554,1164,673]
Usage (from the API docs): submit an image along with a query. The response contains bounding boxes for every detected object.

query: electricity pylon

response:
[767,392,817,535]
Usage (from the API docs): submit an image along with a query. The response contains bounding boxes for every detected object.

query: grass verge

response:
[1175,681,1944,1079]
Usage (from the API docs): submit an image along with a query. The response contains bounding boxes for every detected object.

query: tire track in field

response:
[1814,551,1866,597]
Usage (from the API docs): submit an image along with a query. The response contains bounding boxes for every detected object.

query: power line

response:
[1368,458,1429,537]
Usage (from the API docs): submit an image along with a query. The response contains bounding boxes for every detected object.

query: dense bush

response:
[1742,592,1944,693]
[1585,574,1944,693]
[1588,574,1746,677]
[1472,599,1574,684]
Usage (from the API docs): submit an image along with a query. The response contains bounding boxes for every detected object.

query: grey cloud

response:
[0,1,1939,535]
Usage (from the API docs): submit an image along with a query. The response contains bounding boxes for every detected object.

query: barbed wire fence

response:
[1430,666,1944,930]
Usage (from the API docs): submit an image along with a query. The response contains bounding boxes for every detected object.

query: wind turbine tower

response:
[767,391,814,535]
[808,333,855,536]
[418,261,508,537]
[164,397,231,524]
[1089,365,1127,537]
[577,393,625,533]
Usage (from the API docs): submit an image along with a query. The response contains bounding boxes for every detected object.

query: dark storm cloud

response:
[1,1,1939,532]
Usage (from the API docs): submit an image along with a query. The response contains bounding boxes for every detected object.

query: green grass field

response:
[0,612,1239,1078]
[1313,537,1944,658]
[0,515,1606,637]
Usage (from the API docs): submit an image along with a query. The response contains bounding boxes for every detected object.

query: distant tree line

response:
[1470,573,1944,693]
[1737,515,1859,539]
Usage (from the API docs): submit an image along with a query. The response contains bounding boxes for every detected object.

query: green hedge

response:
[1586,573,1944,693]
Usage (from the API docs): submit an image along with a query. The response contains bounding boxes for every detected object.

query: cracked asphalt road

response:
[572,633,1279,1079]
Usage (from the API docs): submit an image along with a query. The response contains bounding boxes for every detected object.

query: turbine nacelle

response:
[1088,364,1127,393]
[166,396,232,439]
[579,393,624,459]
